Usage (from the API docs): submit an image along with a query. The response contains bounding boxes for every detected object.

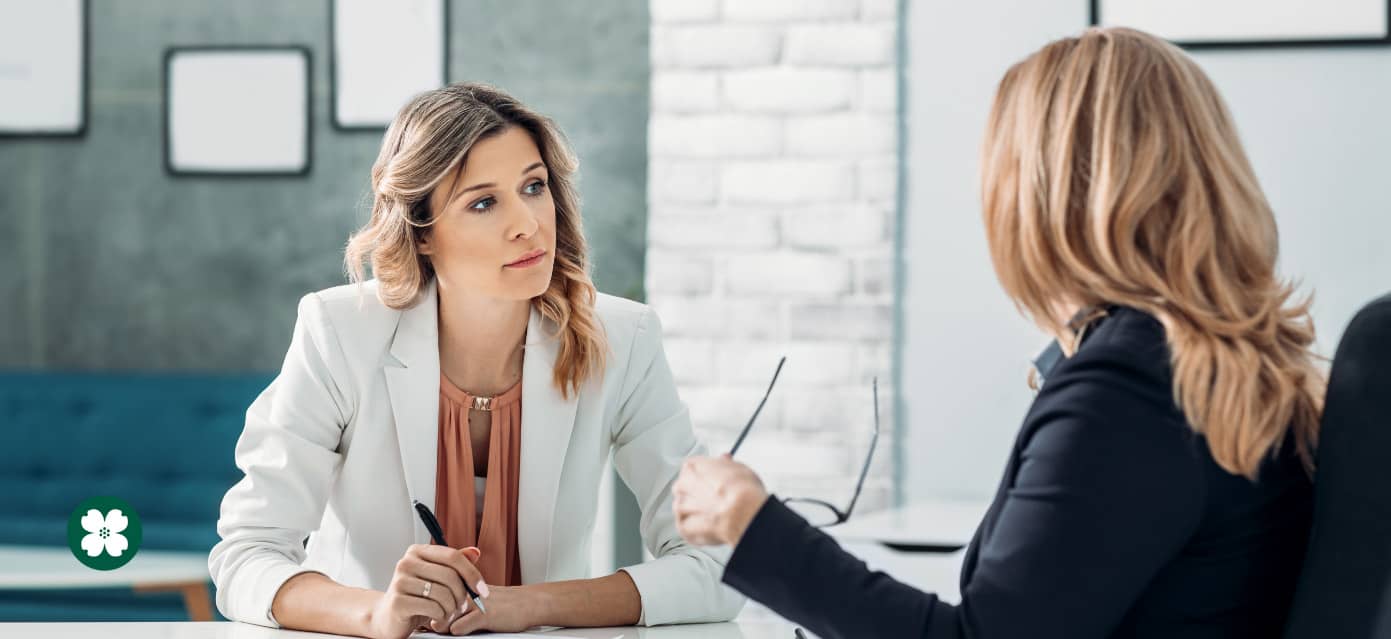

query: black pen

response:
[412,499,487,614]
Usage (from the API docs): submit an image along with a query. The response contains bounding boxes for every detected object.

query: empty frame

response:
[0,0,86,136]
[331,0,448,130]
[1092,0,1391,48]
[164,47,311,176]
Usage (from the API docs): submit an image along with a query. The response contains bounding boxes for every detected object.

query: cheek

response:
[538,198,558,234]
[429,220,497,269]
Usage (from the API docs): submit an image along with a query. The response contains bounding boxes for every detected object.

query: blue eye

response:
[524,180,548,196]
[469,196,496,213]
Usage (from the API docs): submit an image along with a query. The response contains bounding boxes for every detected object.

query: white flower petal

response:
[81,533,105,557]
[81,509,104,534]
[104,509,128,534]
[105,533,128,557]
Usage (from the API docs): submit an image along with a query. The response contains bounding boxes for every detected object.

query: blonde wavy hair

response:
[981,28,1324,478]
[344,82,605,398]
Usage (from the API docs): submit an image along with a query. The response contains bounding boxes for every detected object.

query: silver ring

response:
[422,580,433,598]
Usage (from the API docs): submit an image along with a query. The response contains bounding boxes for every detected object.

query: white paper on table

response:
[410,633,590,638]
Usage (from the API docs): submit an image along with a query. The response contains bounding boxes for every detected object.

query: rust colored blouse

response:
[435,372,523,586]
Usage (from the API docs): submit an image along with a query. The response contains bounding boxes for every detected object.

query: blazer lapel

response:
[517,306,579,583]
[383,282,441,545]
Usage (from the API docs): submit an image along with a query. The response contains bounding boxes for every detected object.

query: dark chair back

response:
[1284,294,1391,638]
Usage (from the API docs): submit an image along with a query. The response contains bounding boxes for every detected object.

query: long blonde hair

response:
[344,82,606,398]
[982,28,1324,478]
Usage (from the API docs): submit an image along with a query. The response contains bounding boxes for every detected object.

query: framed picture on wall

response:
[330,0,448,130]
[0,0,87,136]
[1092,0,1391,48]
[164,46,312,177]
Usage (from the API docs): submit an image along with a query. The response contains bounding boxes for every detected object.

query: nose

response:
[506,199,540,241]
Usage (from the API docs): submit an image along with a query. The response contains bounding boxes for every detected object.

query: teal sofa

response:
[0,371,272,621]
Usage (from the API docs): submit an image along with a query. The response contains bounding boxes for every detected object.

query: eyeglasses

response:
[729,357,881,529]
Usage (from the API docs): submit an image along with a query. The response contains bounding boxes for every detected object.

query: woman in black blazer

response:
[670,27,1326,639]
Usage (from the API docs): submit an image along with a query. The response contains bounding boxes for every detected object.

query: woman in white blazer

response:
[208,82,743,638]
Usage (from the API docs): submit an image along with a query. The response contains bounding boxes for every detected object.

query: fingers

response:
[411,544,488,598]
[682,456,710,478]
[397,555,464,618]
[381,588,447,629]
[448,607,486,635]
[675,510,723,546]
[683,455,749,483]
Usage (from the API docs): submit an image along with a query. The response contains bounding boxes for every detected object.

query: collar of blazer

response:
[382,280,579,580]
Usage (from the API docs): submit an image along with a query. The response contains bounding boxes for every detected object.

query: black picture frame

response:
[328,0,451,131]
[162,45,313,178]
[0,0,89,138]
[1090,0,1391,49]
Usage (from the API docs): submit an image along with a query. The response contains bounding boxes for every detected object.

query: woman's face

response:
[421,126,557,302]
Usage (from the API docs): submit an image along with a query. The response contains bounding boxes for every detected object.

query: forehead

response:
[457,126,543,182]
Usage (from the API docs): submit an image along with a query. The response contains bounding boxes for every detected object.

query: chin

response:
[519,266,554,299]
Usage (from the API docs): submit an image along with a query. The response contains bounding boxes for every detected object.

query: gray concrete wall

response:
[0,0,650,371]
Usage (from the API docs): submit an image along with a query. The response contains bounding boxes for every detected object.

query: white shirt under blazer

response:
[208,280,745,627]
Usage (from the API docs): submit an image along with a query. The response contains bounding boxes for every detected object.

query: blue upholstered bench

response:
[0,371,272,621]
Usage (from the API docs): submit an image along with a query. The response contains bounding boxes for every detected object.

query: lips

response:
[505,249,546,268]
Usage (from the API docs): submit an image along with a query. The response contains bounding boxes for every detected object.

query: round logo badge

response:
[67,496,142,571]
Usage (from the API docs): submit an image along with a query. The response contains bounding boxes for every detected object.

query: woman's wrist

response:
[721,485,770,546]
[522,584,557,628]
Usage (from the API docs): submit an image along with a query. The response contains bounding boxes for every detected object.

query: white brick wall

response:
[647,0,899,517]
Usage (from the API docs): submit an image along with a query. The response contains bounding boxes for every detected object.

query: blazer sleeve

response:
[722,350,1207,639]
[207,293,355,628]
[609,307,747,625]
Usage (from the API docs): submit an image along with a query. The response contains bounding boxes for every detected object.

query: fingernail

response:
[476,580,490,598]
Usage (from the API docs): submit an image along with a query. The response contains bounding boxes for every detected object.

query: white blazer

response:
[208,280,744,628]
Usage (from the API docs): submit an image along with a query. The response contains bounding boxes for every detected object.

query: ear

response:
[412,199,436,255]
[416,225,435,255]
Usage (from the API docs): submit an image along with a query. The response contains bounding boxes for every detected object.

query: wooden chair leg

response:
[180,582,214,621]
[133,580,214,621]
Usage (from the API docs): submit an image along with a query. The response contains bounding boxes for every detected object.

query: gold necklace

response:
[462,344,524,411]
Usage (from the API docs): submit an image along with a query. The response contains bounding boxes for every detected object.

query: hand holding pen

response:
[413,500,489,614]
[356,499,490,637]
[366,535,488,637]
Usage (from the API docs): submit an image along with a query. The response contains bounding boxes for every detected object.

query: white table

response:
[0,545,215,620]
[829,499,989,551]
[0,621,803,638]
[826,499,991,605]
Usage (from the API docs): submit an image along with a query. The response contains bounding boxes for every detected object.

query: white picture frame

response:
[0,0,86,136]
[331,0,448,130]
[164,47,311,176]
[1092,0,1391,48]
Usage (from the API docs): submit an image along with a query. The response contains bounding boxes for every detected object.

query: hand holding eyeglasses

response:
[673,357,882,547]
[673,453,769,546]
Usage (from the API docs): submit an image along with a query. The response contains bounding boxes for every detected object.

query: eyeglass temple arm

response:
[782,496,851,524]
[841,377,880,520]
[728,356,787,456]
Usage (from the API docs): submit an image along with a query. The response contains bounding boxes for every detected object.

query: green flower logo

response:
[67,496,142,570]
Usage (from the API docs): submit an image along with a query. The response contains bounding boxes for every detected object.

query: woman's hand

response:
[366,544,489,639]
[445,584,546,635]
[672,454,770,547]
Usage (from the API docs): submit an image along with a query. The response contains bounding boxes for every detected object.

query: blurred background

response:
[1,0,1388,624]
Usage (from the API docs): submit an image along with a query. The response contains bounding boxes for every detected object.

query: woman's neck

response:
[436,282,530,397]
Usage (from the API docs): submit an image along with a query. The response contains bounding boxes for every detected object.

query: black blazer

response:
[723,307,1313,638]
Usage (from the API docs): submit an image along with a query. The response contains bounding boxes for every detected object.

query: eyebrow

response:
[447,162,547,206]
